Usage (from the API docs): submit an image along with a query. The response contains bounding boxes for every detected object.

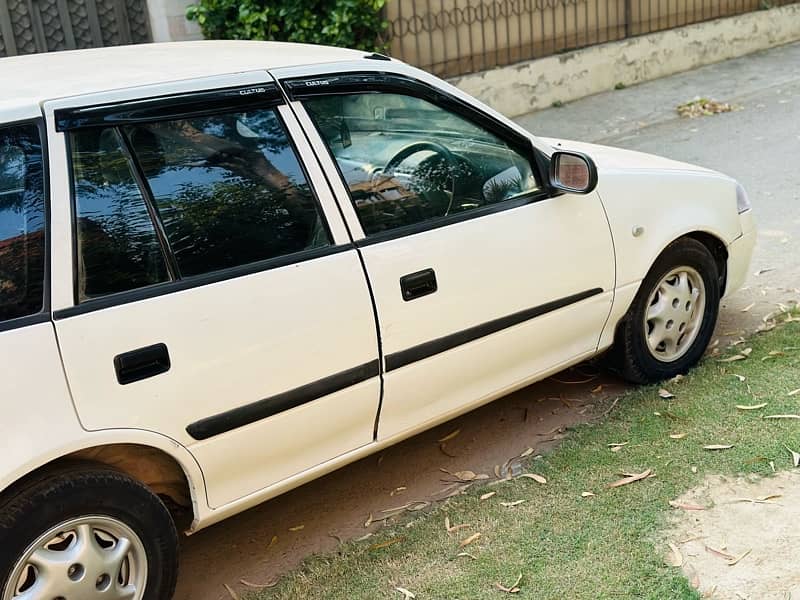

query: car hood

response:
[539,137,714,174]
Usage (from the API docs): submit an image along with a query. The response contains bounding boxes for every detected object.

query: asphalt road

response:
[176,44,800,600]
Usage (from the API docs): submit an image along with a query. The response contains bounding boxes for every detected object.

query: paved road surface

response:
[176,42,800,600]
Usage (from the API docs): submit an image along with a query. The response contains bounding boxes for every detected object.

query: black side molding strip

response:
[385,288,604,372]
[186,359,380,441]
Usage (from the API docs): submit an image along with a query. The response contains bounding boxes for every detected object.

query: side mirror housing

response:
[549,151,598,194]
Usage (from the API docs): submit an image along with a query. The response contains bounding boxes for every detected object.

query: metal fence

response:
[386,0,796,77]
[0,0,151,58]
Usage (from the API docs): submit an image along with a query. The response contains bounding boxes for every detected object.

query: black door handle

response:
[114,343,171,385]
[400,268,438,301]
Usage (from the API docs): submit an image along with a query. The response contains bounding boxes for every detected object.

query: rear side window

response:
[123,109,328,277]
[68,106,330,301]
[0,124,46,322]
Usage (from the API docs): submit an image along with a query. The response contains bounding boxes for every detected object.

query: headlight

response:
[736,183,751,214]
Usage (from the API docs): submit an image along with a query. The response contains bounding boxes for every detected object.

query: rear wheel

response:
[0,462,178,600]
[612,238,720,383]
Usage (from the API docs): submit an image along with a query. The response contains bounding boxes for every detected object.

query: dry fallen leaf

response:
[268,535,278,548]
[368,536,405,551]
[240,578,280,589]
[591,385,603,393]
[786,446,800,467]
[445,516,471,534]
[659,389,675,399]
[669,500,706,511]
[480,491,496,501]
[495,574,523,594]
[763,415,800,420]
[736,403,768,410]
[669,374,685,385]
[705,544,735,561]
[788,388,800,397]
[581,491,595,498]
[395,586,416,599]
[500,500,526,508]
[452,470,477,481]
[741,302,755,312]
[733,374,746,382]
[669,433,687,439]
[459,532,481,548]
[518,473,547,484]
[288,524,304,532]
[703,444,734,450]
[727,549,751,566]
[364,513,373,528]
[665,543,683,567]
[437,429,461,443]
[456,552,478,560]
[742,348,753,356]
[224,583,240,600]
[607,469,652,488]
[519,447,534,458]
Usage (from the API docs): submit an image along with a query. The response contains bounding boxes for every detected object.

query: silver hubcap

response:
[3,516,147,600]
[644,266,706,363]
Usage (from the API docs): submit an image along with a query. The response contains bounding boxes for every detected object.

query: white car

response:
[0,40,754,599]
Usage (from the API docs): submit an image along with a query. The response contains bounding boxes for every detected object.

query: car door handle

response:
[400,268,438,301]
[114,343,171,385]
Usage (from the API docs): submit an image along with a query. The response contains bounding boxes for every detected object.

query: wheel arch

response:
[0,433,206,533]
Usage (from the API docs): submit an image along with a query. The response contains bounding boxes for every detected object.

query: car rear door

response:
[277,67,616,440]
[45,74,380,509]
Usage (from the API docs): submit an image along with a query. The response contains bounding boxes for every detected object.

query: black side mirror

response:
[549,151,598,194]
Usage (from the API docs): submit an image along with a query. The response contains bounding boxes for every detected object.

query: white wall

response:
[451,3,800,118]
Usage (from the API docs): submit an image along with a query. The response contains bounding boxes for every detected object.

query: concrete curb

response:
[451,2,800,118]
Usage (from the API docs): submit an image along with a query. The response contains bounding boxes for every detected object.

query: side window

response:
[0,124,46,322]
[124,108,329,278]
[69,106,330,301]
[70,128,169,300]
[303,92,540,236]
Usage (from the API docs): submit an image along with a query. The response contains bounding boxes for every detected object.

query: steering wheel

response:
[383,141,455,175]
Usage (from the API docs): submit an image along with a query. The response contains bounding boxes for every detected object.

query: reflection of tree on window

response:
[0,125,46,321]
[124,109,328,278]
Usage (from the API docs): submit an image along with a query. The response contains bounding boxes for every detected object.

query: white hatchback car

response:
[0,40,754,599]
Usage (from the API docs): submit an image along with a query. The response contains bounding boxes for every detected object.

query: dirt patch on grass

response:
[668,472,800,599]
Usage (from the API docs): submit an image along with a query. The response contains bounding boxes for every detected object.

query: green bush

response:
[186,0,389,52]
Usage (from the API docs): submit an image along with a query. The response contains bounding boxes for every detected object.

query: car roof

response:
[1,40,366,119]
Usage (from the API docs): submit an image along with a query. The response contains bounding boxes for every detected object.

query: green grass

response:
[252,318,800,600]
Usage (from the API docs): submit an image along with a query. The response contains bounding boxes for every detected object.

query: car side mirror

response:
[549,151,598,194]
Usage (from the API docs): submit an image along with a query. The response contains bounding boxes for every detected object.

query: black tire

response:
[611,238,720,384]
[0,461,178,600]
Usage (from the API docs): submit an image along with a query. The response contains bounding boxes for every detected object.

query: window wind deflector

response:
[55,83,282,131]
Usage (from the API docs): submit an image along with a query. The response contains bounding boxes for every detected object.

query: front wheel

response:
[612,238,721,383]
[0,462,178,600]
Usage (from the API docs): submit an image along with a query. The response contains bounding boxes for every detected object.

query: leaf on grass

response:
[495,574,523,594]
[665,543,683,567]
[480,491,496,501]
[456,552,478,560]
[368,536,405,551]
[718,354,747,363]
[670,433,687,439]
[703,444,734,450]
[669,500,706,510]
[786,445,800,467]
[581,491,595,498]
[459,532,481,548]
[500,500,526,507]
[763,415,800,420]
[788,388,800,397]
[608,442,628,448]
[736,403,768,410]
[733,374,746,382]
[669,374,685,385]
[726,549,751,566]
[659,388,675,399]
[762,350,786,361]
[445,516,471,534]
[395,586,416,599]
[742,348,753,356]
[437,429,461,443]
[518,473,547,484]
[607,469,652,488]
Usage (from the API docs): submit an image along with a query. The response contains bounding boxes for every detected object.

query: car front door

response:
[46,77,381,508]
[281,71,616,440]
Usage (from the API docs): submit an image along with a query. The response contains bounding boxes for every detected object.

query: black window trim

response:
[60,88,343,317]
[0,116,51,332]
[283,71,555,245]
